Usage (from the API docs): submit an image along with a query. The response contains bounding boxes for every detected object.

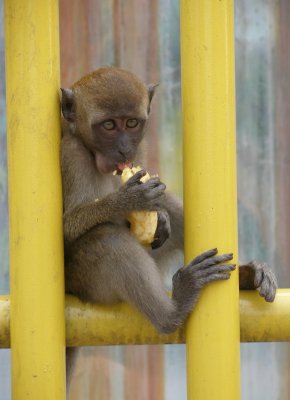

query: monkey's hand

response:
[118,169,166,245]
[151,210,171,250]
[238,261,277,302]
[120,169,166,211]
[172,249,235,319]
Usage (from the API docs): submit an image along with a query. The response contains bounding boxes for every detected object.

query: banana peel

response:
[120,166,158,245]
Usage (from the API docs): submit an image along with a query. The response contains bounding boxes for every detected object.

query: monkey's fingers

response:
[253,267,263,288]
[125,169,147,187]
[187,263,236,280]
[240,260,278,303]
[200,263,236,276]
[198,271,232,285]
[144,184,166,200]
[188,253,233,270]
[151,210,171,250]
[253,262,277,302]
[173,263,235,293]
[144,176,163,188]
[191,248,218,266]
[258,273,277,302]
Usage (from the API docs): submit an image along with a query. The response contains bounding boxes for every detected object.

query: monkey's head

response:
[61,67,157,174]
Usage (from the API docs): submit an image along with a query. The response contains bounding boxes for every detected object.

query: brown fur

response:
[72,67,149,114]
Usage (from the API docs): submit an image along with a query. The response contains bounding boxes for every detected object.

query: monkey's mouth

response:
[95,151,133,174]
[115,162,133,175]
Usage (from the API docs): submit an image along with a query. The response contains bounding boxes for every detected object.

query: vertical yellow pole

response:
[180,1,240,400]
[5,2,66,400]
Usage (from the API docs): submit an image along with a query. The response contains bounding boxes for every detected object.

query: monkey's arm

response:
[63,196,126,243]
[64,170,166,244]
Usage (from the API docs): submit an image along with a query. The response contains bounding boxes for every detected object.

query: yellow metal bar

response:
[1,291,290,348]
[65,295,184,346]
[239,290,290,342]
[4,2,65,400]
[180,1,240,399]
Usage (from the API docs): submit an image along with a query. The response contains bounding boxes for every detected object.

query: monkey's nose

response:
[118,150,130,161]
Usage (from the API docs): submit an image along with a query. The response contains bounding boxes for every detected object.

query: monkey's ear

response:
[148,83,159,103]
[60,88,75,122]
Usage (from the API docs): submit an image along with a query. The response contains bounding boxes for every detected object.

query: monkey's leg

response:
[66,227,234,335]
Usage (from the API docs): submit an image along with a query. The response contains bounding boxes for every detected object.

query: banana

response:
[120,166,158,246]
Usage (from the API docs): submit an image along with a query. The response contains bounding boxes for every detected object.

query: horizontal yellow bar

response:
[1,290,289,348]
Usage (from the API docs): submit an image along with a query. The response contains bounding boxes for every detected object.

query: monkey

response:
[60,66,277,390]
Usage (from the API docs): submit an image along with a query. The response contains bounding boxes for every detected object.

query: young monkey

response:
[61,67,277,388]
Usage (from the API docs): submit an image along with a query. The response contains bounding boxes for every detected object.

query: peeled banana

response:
[120,166,158,246]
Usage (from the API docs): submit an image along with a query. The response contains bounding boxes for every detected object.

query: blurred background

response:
[1,0,290,399]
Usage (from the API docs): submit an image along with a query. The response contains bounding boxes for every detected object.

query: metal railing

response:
[2,1,288,399]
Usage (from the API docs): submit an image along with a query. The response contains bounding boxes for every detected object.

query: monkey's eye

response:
[102,120,115,130]
[126,119,139,129]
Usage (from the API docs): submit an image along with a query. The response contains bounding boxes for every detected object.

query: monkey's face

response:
[90,115,147,174]
[61,67,157,174]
